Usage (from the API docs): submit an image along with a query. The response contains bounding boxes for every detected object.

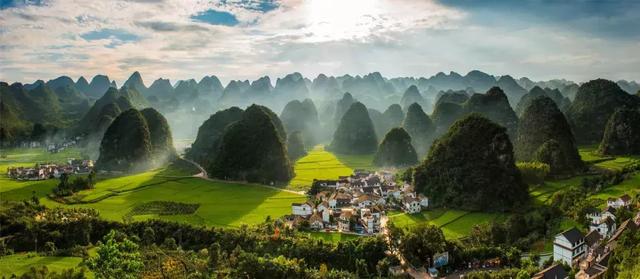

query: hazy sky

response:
[1,0,639,85]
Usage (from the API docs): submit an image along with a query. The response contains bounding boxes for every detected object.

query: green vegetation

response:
[373,127,418,168]
[96,109,153,172]
[306,232,361,243]
[140,107,177,164]
[185,106,244,166]
[287,130,307,162]
[0,253,84,277]
[402,103,434,156]
[288,145,356,190]
[463,87,519,136]
[568,79,640,144]
[517,162,550,185]
[515,86,570,117]
[414,114,528,211]
[388,210,507,240]
[380,104,404,136]
[329,102,378,155]
[0,147,84,201]
[41,175,304,228]
[514,96,583,175]
[210,104,293,183]
[598,108,640,155]
[280,99,320,146]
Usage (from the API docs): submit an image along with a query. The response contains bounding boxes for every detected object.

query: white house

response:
[355,195,374,209]
[309,213,324,230]
[317,201,330,213]
[602,206,617,221]
[553,227,586,266]
[589,217,616,238]
[321,209,331,223]
[338,210,353,232]
[291,202,313,216]
[418,194,429,208]
[403,196,421,214]
[607,194,631,208]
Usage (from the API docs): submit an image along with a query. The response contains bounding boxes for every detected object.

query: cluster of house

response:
[6,159,94,181]
[46,138,79,153]
[550,197,640,279]
[286,169,428,235]
[16,137,81,151]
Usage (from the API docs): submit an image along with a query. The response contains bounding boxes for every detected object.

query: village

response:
[543,194,640,279]
[286,169,428,235]
[6,159,94,181]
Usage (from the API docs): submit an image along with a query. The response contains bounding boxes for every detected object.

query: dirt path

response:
[182,158,306,196]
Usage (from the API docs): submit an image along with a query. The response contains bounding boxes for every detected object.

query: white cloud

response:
[0,0,638,85]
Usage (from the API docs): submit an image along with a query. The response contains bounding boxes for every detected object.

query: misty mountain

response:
[87,75,115,98]
[123,71,148,95]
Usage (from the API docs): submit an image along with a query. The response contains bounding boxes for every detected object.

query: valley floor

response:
[1,144,639,276]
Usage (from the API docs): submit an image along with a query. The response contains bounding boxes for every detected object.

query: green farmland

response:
[0,253,87,277]
[388,209,507,240]
[288,145,373,191]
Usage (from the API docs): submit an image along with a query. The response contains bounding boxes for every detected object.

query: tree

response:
[186,107,244,166]
[463,87,519,137]
[398,224,447,267]
[402,103,435,156]
[209,104,293,183]
[598,108,640,155]
[329,102,378,154]
[87,230,143,279]
[287,131,307,161]
[96,109,152,172]
[373,127,418,167]
[413,114,528,211]
[567,79,640,144]
[514,96,583,175]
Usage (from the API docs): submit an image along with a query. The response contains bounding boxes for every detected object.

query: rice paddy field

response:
[0,253,87,277]
[287,145,373,191]
[1,147,306,228]
[387,209,507,240]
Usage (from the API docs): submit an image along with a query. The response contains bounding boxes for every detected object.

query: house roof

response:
[604,206,617,214]
[355,194,371,203]
[532,263,567,279]
[309,213,323,224]
[403,196,418,204]
[620,194,631,202]
[585,207,600,214]
[603,217,615,228]
[559,227,584,244]
[609,219,638,243]
[585,230,602,247]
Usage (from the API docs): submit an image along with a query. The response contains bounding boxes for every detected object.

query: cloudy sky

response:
[1,0,639,85]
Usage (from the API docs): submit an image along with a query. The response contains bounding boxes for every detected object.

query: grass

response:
[0,148,85,202]
[0,253,85,277]
[288,145,374,191]
[41,175,305,228]
[388,209,506,240]
[578,145,640,171]
[306,232,361,243]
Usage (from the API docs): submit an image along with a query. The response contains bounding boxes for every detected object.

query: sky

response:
[1,0,639,85]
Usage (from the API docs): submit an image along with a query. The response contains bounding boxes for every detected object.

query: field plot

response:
[579,146,639,170]
[388,209,506,240]
[288,145,362,190]
[41,176,305,228]
[0,253,85,277]
[0,148,84,201]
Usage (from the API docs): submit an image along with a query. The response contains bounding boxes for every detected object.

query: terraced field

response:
[388,209,507,240]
